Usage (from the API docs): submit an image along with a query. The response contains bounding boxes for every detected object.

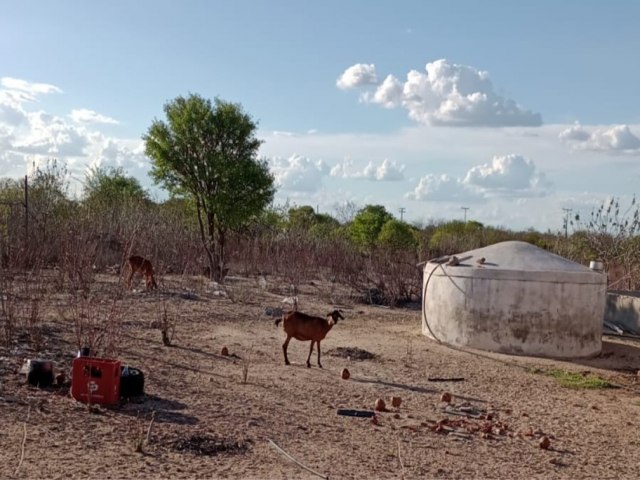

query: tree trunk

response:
[195,199,216,279]
[214,228,227,283]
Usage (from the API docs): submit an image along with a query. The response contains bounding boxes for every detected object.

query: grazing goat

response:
[275,309,344,368]
[126,255,158,290]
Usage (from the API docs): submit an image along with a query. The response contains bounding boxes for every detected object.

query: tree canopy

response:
[349,204,394,249]
[83,166,149,207]
[143,94,275,280]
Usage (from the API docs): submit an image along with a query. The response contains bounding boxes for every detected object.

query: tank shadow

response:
[570,338,640,373]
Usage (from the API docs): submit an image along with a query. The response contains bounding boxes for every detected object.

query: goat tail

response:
[275,317,282,327]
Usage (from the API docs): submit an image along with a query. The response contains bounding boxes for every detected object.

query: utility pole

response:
[562,208,572,239]
[461,206,469,223]
[398,207,406,222]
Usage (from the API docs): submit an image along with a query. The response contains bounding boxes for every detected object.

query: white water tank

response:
[422,241,606,358]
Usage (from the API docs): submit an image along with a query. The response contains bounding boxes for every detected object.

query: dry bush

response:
[156,301,177,346]
[61,292,127,358]
[0,266,48,351]
[0,271,17,346]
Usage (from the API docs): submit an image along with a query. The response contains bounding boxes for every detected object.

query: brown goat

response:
[126,255,158,290]
[275,309,344,368]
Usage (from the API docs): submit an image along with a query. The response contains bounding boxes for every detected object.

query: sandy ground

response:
[2,272,640,479]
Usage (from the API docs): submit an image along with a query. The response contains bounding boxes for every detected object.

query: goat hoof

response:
[318,364,323,369]
[285,361,291,366]
[306,364,311,368]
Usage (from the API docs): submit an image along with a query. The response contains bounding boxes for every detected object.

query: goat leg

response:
[283,335,292,365]
[306,341,314,368]
[317,340,322,368]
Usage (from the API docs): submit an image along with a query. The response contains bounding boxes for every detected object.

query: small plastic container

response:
[71,357,121,406]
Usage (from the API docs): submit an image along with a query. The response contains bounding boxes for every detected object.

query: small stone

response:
[440,392,452,403]
[220,346,229,356]
[374,398,386,411]
[539,436,551,450]
[341,368,350,380]
[391,396,402,408]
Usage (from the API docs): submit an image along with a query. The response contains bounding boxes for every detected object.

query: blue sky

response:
[2,0,640,230]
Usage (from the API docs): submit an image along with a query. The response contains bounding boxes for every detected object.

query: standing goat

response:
[126,255,158,290]
[275,309,344,368]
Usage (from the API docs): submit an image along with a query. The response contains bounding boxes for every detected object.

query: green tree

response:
[143,94,275,281]
[428,220,486,254]
[378,219,418,250]
[286,206,341,237]
[287,206,317,231]
[83,166,149,207]
[349,204,393,249]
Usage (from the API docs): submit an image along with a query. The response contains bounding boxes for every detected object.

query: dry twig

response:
[268,438,328,480]
[14,405,31,476]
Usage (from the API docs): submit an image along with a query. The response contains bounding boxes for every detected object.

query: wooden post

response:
[23,175,28,241]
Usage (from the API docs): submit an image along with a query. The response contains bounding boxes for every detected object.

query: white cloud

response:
[341,59,542,127]
[70,108,119,125]
[273,130,297,137]
[407,154,550,202]
[336,63,378,90]
[463,154,551,195]
[331,158,405,181]
[362,74,403,108]
[0,77,150,194]
[559,123,640,152]
[406,174,480,201]
[12,111,88,156]
[1,77,62,100]
[269,154,330,192]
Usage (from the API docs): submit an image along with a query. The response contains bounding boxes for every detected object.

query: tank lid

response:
[431,240,596,273]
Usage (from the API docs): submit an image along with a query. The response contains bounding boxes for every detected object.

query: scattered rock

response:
[374,398,386,412]
[391,396,402,408]
[539,436,551,450]
[371,415,379,426]
[220,346,229,356]
[341,368,350,380]
[440,392,452,403]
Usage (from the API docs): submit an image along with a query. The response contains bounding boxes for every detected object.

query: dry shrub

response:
[61,292,127,358]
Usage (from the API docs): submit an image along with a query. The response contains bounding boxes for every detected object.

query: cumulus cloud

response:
[406,174,479,201]
[463,154,550,194]
[336,63,378,90]
[339,59,542,127]
[362,74,403,108]
[269,154,330,192]
[559,123,640,152]
[330,158,405,181]
[70,108,119,125]
[0,76,149,190]
[12,111,88,156]
[407,154,550,201]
